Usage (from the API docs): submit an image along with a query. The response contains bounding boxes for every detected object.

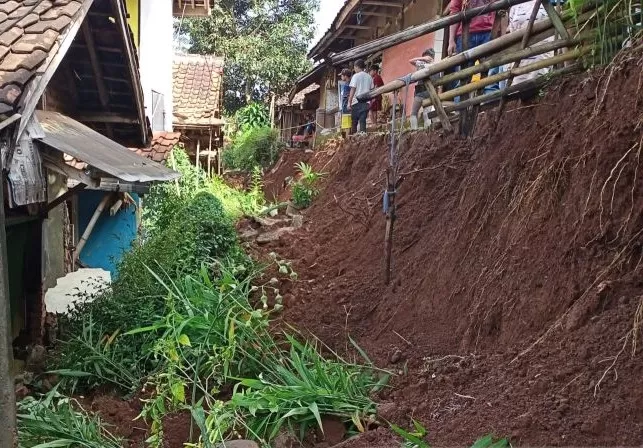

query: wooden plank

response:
[42,153,100,188]
[363,1,404,7]
[81,113,140,124]
[81,22,110,108]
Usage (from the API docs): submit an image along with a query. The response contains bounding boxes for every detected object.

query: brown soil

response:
[258,48,643,446]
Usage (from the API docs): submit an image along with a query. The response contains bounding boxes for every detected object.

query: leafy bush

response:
[17,390,123,448]
[236,102,270,131]
[223,127,284,172]
[291,162,325,209]
[55,192,242,392]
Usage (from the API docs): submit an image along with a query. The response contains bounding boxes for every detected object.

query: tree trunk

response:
[245,81,252,104]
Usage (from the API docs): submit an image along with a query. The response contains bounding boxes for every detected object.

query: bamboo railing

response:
[354,0,636,135]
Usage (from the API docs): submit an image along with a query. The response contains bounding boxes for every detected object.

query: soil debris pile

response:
[263,49,643,445]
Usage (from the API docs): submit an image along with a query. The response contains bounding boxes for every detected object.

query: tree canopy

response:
[176,0,320,114]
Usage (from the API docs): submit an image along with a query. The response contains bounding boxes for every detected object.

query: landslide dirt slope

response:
[266,48,643,446]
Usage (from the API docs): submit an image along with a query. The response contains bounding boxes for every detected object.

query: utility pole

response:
[0,151,17,446]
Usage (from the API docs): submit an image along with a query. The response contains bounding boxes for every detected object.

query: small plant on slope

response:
[292,162,325,209]
[17,389,123,448]
[391,421,510,448]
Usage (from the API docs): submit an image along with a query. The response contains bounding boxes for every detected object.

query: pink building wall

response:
[381,34,436,116]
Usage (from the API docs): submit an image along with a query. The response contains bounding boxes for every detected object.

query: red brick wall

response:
[381,34,435,116]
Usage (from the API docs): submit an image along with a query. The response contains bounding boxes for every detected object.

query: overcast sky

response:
[312,0,345,48]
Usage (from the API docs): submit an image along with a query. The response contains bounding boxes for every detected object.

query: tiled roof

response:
[66,131,182,168]
[0,0,84,115]
[173,53,224,127]
[277,83,319,107]
[131,131,181,163]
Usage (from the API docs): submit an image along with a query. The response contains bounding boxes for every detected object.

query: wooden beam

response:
[362,1,404,7]
[81,24,111,108]
[360,11,398,18]
[344,24,372,30]
[44,183,86,213]
[42,153,100,188]
[542,0,571,39]
[81,112,140,124]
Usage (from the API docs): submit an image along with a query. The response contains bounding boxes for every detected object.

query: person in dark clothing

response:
[369,64,384,125]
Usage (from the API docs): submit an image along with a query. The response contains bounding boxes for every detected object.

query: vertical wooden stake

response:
[425,80,453,132]
[207,127,213,177]
[0,145,16,448]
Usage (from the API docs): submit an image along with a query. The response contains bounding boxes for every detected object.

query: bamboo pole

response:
[75,194,111,262]
[427,65,579,120]
[422,46,589,106]
[358,17,557,101]
[432,34,584,88]
[426,79,453,132]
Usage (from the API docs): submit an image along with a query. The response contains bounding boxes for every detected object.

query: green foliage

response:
[223,127,284,172]
[291,162,325,209]
[55,192,242,393]
[230,335,386,444]
[17,390,123,448]
[391,420,430,448]
[565,0,642,65]
[390,422,510,448]
[237,103,270,131]
[177,0,319,113]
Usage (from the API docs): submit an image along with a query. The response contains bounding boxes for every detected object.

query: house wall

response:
[139,0,173,131]
[126,0,140,48]
[381,33,436,116]
[77,191,140,277]
[43,171,67,291]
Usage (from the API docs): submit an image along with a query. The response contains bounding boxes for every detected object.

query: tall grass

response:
[17,389,123,448]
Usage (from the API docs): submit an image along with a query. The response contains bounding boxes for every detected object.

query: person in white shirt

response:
[347,59,374,134]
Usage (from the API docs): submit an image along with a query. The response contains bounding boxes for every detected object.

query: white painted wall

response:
[139,0,173,131]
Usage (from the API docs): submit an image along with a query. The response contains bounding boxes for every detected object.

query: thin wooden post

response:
[0,143,16,448]
[542,0,570,39]
[207,127,213,177]
[425,79,453,132]
[195,138,201,190]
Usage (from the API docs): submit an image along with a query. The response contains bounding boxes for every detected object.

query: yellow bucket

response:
[341,113,352,130]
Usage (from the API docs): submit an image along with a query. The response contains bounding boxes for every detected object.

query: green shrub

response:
[236,102,270,131]
[224,127,284,172]
[291,162,325,209]
[55,192,242,392]
[17,391,123,448]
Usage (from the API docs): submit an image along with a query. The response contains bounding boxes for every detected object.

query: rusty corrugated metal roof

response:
[35,110,178,183]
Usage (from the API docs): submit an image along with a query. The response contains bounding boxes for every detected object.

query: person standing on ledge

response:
[369,64,384,125]
[347,59,374,134]
[448,0,496,88]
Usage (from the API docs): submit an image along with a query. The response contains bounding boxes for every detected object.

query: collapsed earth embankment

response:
[262,47,643,446]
